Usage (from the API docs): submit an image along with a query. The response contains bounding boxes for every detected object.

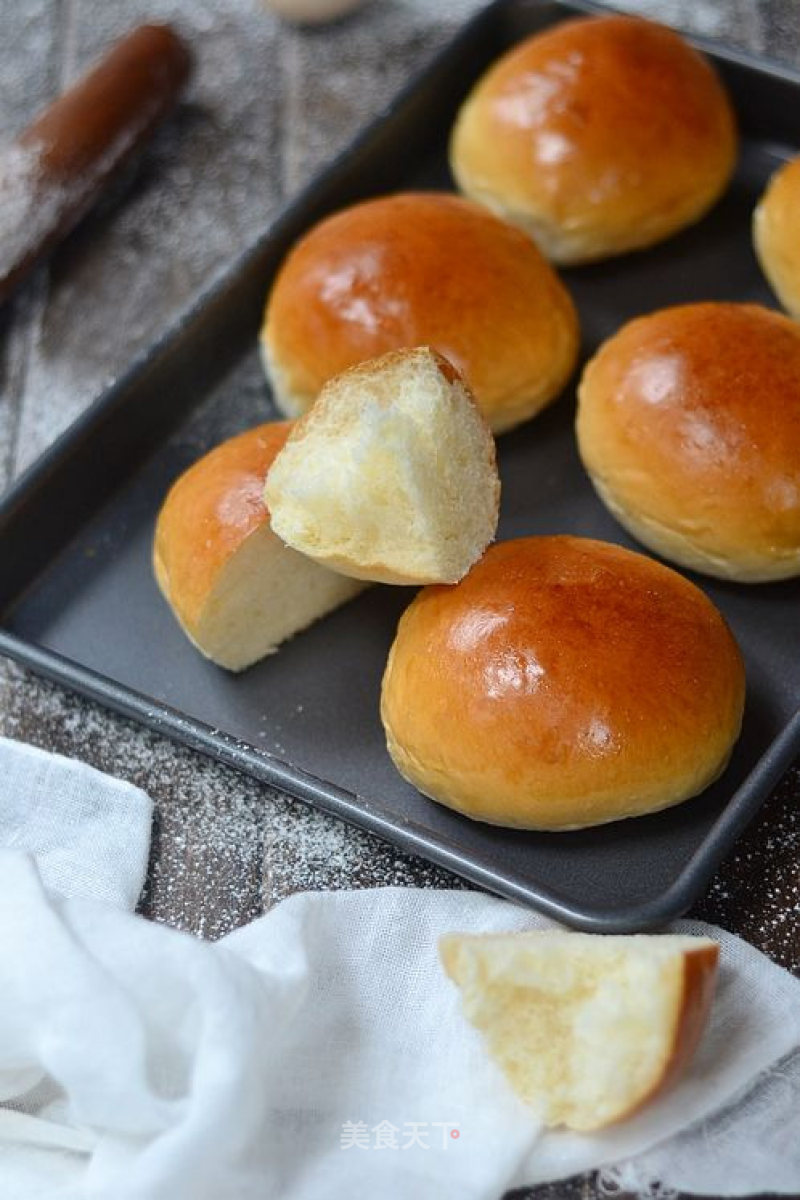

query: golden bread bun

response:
[381,536,744,830]
[440,930,719,1131]
[753,155,800,319]
[450,15,737,264]
[260,192,579,434]
[264,347,500,585]
[154,422,363,670]
[577,302,800,581]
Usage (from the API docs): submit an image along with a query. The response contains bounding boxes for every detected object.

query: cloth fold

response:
[0,736,151,909]
[0,735,798,1199]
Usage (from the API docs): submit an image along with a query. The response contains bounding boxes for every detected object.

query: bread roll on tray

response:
[577,302,800,582]
[381,536,745,830]
[450,15,737,265]
[264,347,500,585]
[260,192,579,434]
[441,930,719,1131]
[753,155,800,320]
[154,422,363,670]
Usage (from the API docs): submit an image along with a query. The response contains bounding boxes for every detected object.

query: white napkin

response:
[1,736,799,1199]
[0,735,151,909]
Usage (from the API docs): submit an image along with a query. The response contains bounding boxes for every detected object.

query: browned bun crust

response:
[154,422,364,670]
[577,302,800,581]
[639,940,720,1120]
[381,537,744,830]
[450,15,737,264]
[154,422,292,638]
[260,192,579,434]
[754,155,800,319]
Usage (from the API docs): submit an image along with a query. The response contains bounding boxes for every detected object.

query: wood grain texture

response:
[0,3,798,1197]
[0,0,60,491]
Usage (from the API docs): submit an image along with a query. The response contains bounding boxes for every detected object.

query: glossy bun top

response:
[450,15,737,264]
[577,302,800,581]
[261,192,579,433]
[754,154,800,320]
[381,536,744,829]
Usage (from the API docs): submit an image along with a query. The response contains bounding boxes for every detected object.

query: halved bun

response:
[753,155,800,319]
[440,930,719,1131]
[450,15,737,264]
[264,347,500,585]
[154,422,363,670]
[260,192,579,434]
[381,536,745,829]
[577,302,800,581]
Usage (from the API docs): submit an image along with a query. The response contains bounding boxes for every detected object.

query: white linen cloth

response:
[0,735,151,909]
[0,735,799,1199]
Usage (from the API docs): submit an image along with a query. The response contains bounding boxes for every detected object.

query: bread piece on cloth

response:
[440,929,719,1131]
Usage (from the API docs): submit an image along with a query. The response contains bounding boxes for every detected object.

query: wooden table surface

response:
[1,1,798,1196]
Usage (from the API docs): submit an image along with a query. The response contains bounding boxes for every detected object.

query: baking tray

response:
[2,0,799,932]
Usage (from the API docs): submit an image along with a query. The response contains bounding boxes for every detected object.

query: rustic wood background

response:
[1,2,798,1196]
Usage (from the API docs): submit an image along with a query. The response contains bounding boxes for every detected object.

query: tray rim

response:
[1,629,799,931]
[2,0,800,932]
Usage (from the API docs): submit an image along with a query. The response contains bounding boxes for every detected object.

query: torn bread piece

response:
[264,347,500,586]
[154,421,364,671]
[440,930,719,1132]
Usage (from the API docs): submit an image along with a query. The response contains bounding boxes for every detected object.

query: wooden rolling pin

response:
[0,24,192,304]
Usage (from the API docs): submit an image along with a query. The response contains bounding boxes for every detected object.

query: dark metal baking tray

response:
[2,0,799,931]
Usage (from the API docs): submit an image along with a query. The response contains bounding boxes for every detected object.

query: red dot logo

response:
[450,1129,460,1140]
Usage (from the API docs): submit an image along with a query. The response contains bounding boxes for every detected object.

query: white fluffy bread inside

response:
[153,422,365,672]
[170,525,364,671]
[264,347,501,585]
[440,931,719,1132]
